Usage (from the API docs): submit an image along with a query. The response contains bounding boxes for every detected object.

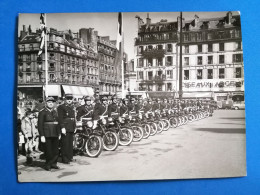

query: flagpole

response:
[44,13,48,98]
[121,32,125,98]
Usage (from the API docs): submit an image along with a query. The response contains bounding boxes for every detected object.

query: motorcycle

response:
[73,119,103,157]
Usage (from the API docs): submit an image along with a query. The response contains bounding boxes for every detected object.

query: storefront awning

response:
[182,92,213,99]
[62,85,94,98]
[62,85,73,94]
[45,85,61,97]
[86,87,94,96]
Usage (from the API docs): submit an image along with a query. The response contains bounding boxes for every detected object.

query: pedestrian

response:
[38,97,60,171]
[32,110,40,153]
[21,110,35,165]
[57,94,76,164]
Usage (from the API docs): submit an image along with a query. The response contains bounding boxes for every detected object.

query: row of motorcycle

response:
[73,108,213,158]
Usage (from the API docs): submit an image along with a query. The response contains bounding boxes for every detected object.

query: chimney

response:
[227,11,232,24]
[146,13,151,25]
[194,15,199,27]
[177,16,185,31]
[23,25,26,32]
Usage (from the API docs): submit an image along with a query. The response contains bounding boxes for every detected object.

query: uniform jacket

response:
[38,108,60,137]
[128,102,137,114]
[21,117,35,138]
[57,103,76,132]
[119,104,129,116]
[93,102,108,120]
[76,104,94,121]
[152,103,161,111]
[108,103,119,117]
[144,103,153,112]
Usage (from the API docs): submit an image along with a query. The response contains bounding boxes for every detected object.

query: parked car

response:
[217,100,233,109]
[232,101,245,110]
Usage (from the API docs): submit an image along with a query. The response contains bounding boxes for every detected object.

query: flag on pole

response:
[38,13,46,56]
[116,12,122,51]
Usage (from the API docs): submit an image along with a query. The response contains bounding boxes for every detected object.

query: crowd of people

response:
[17,94,215,171]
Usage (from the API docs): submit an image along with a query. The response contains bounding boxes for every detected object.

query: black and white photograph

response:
[17,11,246,182]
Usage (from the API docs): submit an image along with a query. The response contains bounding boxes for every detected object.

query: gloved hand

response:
[41,136,46,143]
[93,120,98,129]
[61,128,66,135]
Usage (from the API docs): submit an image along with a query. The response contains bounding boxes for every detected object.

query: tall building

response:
[135,14,178,98]
[79,29,122,95]
[134,12,244,101]
[125,59,137,92]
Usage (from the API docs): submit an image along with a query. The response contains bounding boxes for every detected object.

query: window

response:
[208,69,213,79]
[235,67,242,78]
[219,55,225,64]
[208,56,213,64]
[197,69,202,79]
[219,68,225,79]
[208,44,213,52]
[198,44,202,53]
[184,45,189,53]
[184,34,189,41]
[157,58,163,66]
[148,71,153,80]
[26,74,31,83]
[167,83,172,91]
[139,72,143,79]
[236,42,242,50]
[166,56,172,66]
[233,54,243,62]
[207,32,213,40]
[157,84,162,91]
[167,44,172,52]
[219,43,224,51]
[167,70,173,79]
[147,58,153,66]
[184,57,189,65]
[197,56,202,65]
[184,70,189,80]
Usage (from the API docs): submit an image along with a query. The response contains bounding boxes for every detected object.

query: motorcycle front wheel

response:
[162,119,170,131]
[149,122,158,136]
[85,135,103,157]
[169,117,178,128]
[132,126,144,142]
[142,124,151,139]
[102,131,119,151]
[156,121,164,133]
[118,128,133,146]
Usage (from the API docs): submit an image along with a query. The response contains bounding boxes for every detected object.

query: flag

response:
[38,13,46,56]
[116,12,122,51]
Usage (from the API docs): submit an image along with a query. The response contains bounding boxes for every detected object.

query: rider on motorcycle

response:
[92,96,109,129]
[76,96,94,121]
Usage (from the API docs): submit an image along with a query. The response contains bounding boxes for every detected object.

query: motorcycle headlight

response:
[118,117,123,123]
[101,118,107,125]
[87,121,93,128]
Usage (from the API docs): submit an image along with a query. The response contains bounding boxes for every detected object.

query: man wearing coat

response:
[57,94,76,164]
[38,97,60,171]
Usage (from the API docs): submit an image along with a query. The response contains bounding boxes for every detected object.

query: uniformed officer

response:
[119,98,129,117]
[57,94,76,164]
[108,96,120,118]
[128,97,138,115]
[38,97,60,171]
[92,96,109,129]
[76,96,94,121]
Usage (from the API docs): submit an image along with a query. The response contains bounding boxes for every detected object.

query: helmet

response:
[84,96,91,102]
[112,95,118,100]
[101,96,108,101]
[157,98,161,102]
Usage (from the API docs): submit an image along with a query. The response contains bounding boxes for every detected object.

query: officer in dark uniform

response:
[119,98,129,117]
[128,97,138,115]
[38,97,60,171]
[76,96,94,121]
[93,96,109,121]
[135,97,144,114]
[108,96,120,118]
[57,94,76,164]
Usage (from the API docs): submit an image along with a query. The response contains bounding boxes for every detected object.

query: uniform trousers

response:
[61,132,74,162]
[44,137,59,167]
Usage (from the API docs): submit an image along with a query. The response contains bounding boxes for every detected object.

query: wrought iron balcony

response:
[141,49,166,57]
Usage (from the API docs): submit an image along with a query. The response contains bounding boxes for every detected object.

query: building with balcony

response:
[134,14,178,97]
[18,26,99,100]
[79,28,122,95]
[134,12,244,101]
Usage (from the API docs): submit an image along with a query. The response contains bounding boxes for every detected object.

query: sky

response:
[18,11,239,60]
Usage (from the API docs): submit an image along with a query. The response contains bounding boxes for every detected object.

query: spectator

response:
[21,110,35,165]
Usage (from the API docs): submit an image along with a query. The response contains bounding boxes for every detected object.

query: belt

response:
[44,122,58,125]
